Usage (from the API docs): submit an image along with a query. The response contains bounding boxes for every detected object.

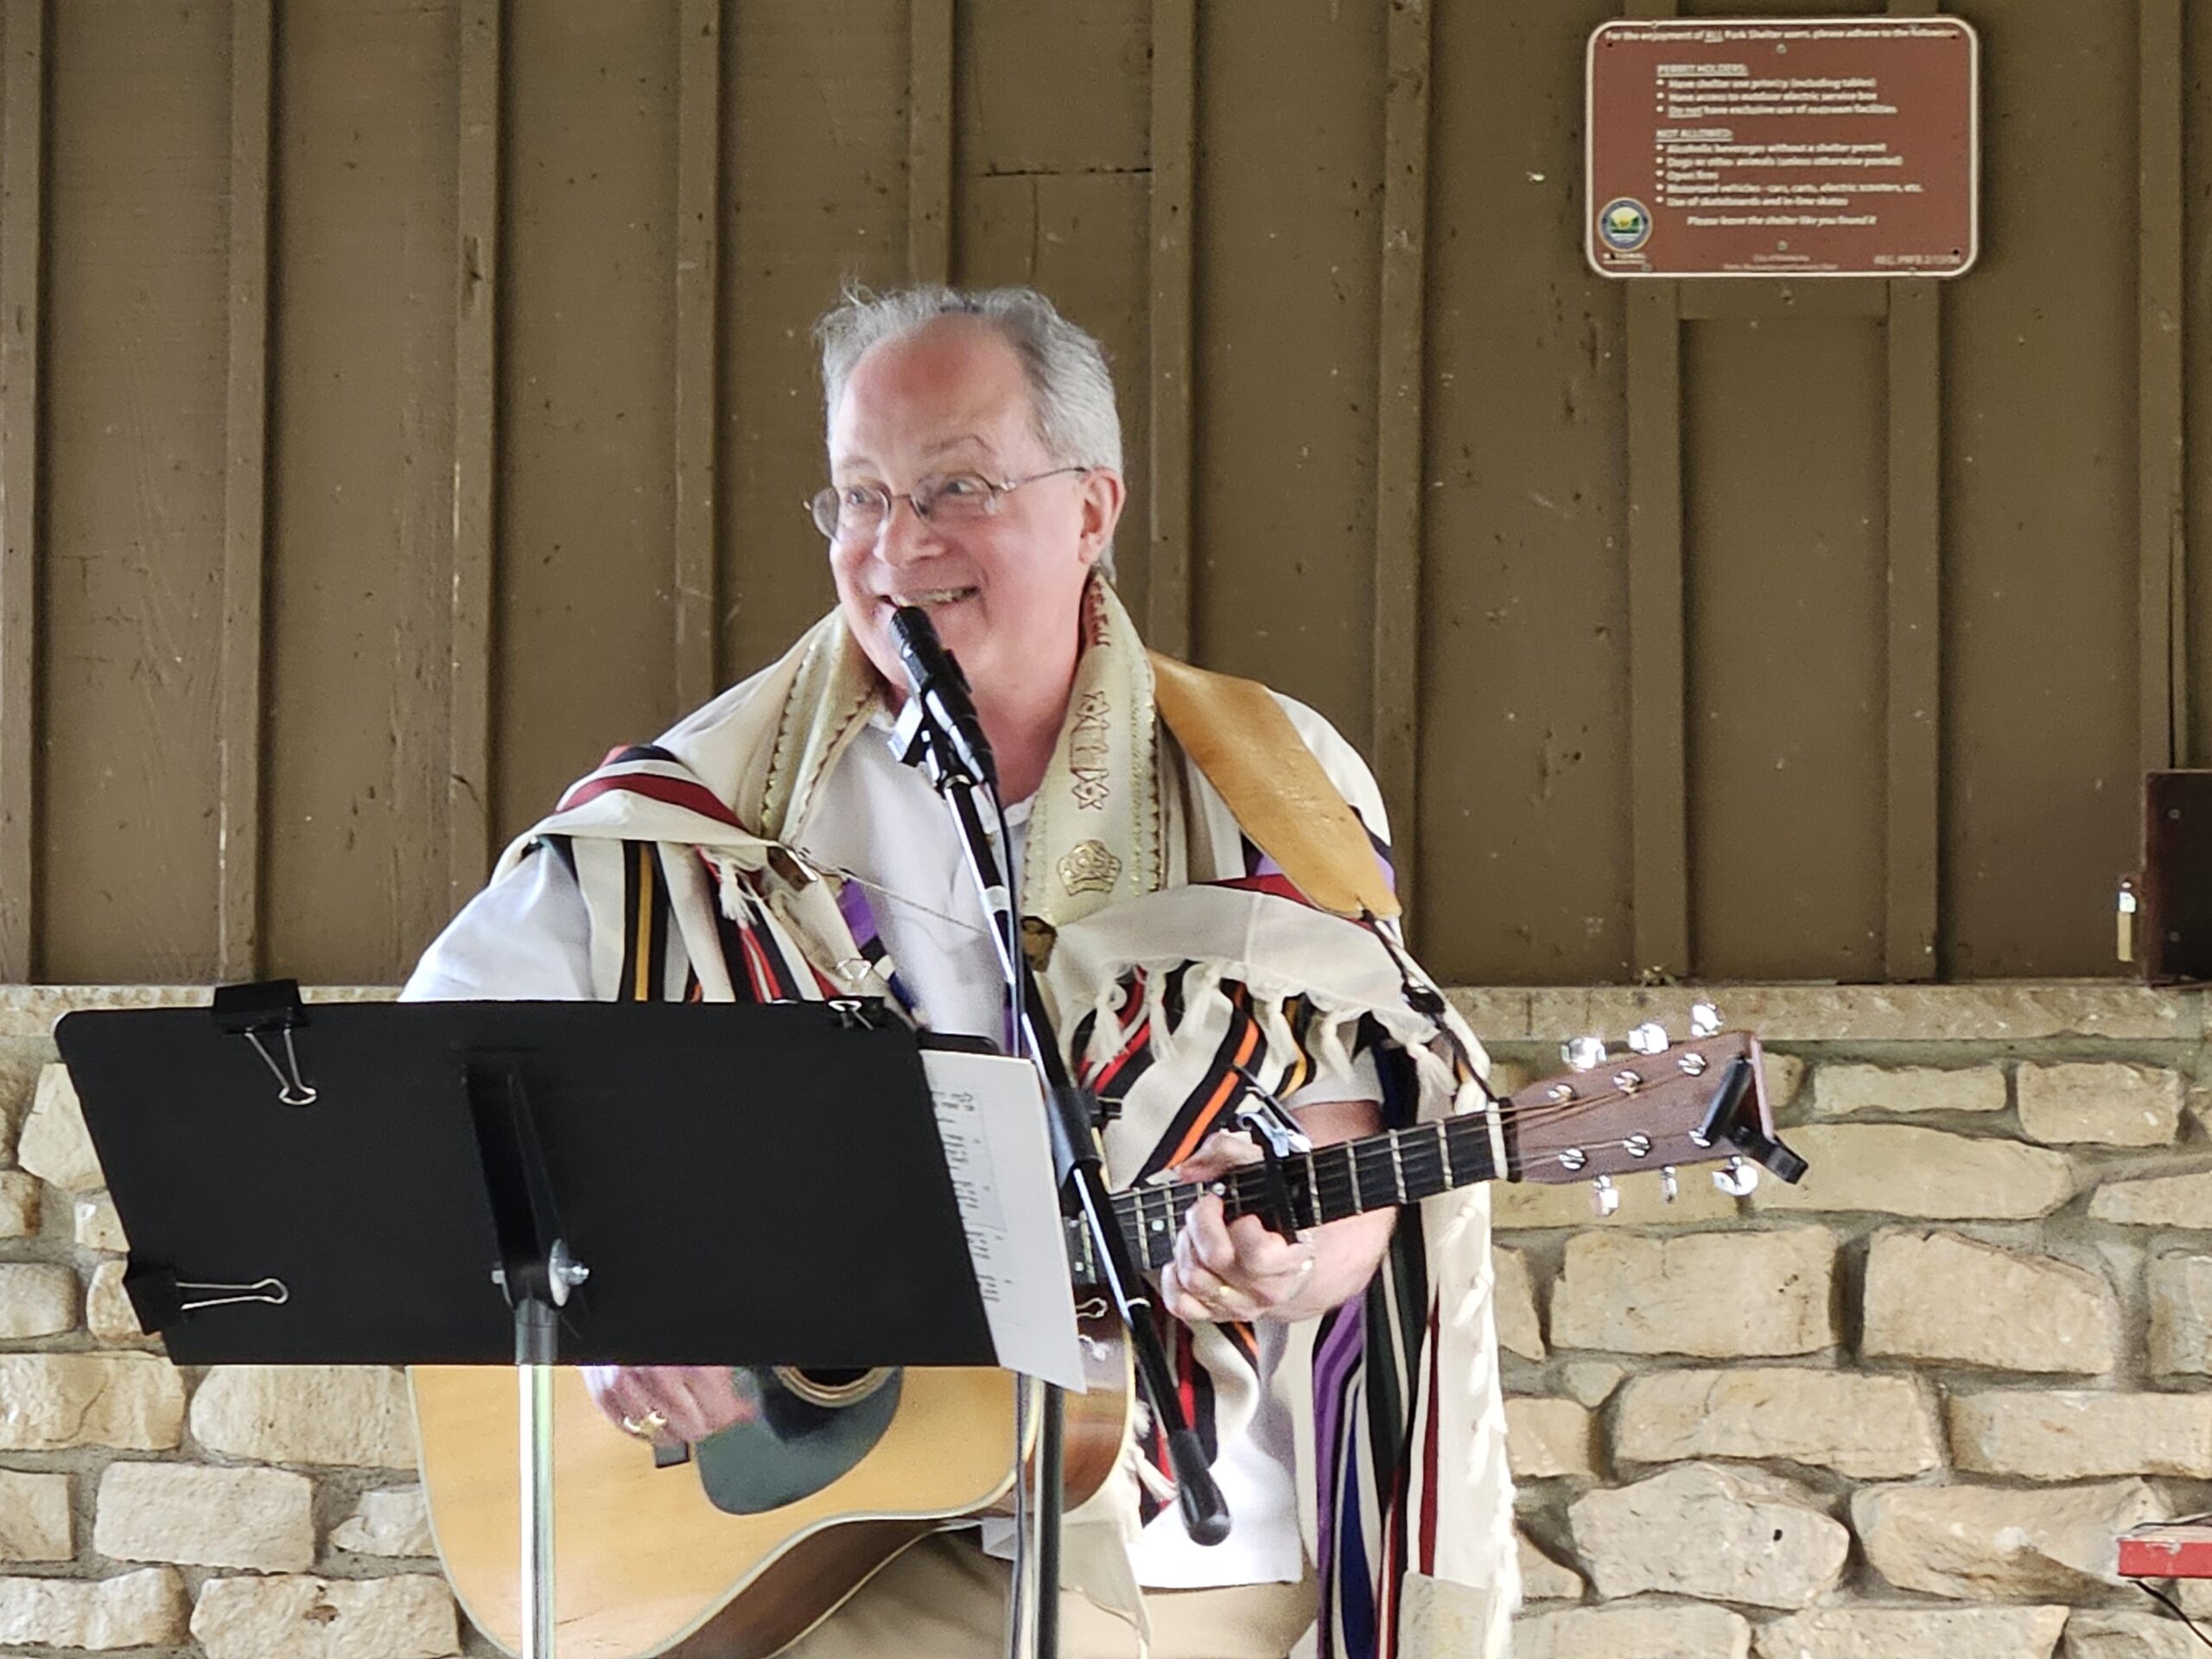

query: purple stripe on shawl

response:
[1357,815,1398,895]
[832,875,919,1017]
[835,874,883,949]
[1311,1303,1369,1650]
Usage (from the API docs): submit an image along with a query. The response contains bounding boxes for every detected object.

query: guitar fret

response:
[1353,1141,1394,1211]
[1446,1115,1496,1186]
[1316,1144,1357,1223]
[1147,1186,1179,1271]
[1388,1135,1407,1202]
[1397,1125,1446,1201]
[1300,1150,1336,1230]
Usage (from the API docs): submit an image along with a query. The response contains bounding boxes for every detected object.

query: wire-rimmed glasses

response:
[806,466,1089,543]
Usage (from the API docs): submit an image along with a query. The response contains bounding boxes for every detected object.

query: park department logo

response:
[1598,197,1653,253]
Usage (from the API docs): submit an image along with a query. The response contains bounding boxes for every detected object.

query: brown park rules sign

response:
[1586,17,1979,279]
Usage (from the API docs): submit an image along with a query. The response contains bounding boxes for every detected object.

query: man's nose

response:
[873,494,941,564]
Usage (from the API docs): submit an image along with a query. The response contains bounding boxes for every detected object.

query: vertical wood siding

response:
[215,0,272,982]
[0,0,44,982]
[0,0,2196,987]
[264,0,461,983]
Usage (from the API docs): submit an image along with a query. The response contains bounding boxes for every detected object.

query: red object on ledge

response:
[2120,1525,2212,1579]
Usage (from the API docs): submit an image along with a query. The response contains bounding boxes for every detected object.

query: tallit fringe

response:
[1084,964,1473,1141]
[658,844,734,1002]
[1083,981,1129,1075]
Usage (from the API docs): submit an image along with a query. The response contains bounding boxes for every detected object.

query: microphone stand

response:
[885,613,1229,1659]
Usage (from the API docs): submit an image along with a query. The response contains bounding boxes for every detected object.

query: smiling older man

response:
[404,287,1515,1659]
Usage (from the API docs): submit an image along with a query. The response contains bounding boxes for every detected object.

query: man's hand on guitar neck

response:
[582,1363,754,1448]
[1159,1098,1398,1328]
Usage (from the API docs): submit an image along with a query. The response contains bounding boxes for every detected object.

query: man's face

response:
[825,318,1122,717]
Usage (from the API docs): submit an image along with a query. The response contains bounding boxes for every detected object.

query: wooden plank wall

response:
[0,0,2196,988]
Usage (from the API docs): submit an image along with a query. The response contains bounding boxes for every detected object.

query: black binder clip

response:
[212,980,317,1106]
[826,998,878,1032]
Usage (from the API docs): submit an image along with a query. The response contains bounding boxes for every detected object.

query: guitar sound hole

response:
[768,1365,897,1412]
[792,1368,869,1390]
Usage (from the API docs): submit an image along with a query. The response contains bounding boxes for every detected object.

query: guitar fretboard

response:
[1065,1113,1503,1282]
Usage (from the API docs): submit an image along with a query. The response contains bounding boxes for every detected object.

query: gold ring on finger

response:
[620,1409,669,1440]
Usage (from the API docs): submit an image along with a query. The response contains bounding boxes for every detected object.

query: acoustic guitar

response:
[411,1021,1805,1659]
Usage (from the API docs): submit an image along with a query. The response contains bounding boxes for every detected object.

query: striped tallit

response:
[485,580,1516,1657]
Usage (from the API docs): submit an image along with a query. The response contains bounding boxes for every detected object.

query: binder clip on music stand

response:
[885,607,1231,1659]
[58,988,1001,1659]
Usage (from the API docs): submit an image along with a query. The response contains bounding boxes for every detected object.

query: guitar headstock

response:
[1502,1007,1807,1215]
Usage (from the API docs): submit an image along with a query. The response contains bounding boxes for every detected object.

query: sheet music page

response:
[919,1048,1087,1391]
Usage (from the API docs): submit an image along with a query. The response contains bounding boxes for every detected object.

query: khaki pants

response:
[781,1534,1316,1659]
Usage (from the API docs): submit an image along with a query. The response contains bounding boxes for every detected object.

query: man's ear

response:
[1077,467,1127,565]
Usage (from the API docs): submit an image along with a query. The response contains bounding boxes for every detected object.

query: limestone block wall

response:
[5,984,2212,1659]
[1459,983,2212,1659]
[0,990,461,1659]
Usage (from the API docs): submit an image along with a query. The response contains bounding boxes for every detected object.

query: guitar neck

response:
[1068,1114,1503,1281]
[1060,1034,1787,1284]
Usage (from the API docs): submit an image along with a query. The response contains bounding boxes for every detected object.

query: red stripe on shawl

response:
[1087,1016,1153,1093]
[1177,1325,1198,1448]
[735,924,779,1002]
[560,770,743,827]
[1083,969,1153,1092]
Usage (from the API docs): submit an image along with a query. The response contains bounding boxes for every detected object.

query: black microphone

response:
[887,605,997,788]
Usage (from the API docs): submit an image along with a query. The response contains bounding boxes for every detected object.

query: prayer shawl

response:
[490,580,1517,1658]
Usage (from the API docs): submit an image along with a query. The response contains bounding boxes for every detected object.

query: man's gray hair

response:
[815,285,1124,575]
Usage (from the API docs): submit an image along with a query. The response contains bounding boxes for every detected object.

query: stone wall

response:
[0,988,460,1659]
[1459,983,2212,1659]
[5,985,2212,1658]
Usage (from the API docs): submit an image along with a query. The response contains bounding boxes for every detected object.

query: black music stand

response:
[54,989,1004,1659]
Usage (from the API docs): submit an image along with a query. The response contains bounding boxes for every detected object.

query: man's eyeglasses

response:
[806,466,1089,543]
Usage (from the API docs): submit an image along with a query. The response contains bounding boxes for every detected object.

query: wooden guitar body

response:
[412,1310,1130,1659]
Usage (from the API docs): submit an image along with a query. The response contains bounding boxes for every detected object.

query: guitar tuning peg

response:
[1626,1020,1669,1055]
[1689,1001,1722,1039]
[1562,1035,1608,1072]
[1661,1166,1678,1203]
[1589,1175,1620,1217]
[1712,1155,1759,1198]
